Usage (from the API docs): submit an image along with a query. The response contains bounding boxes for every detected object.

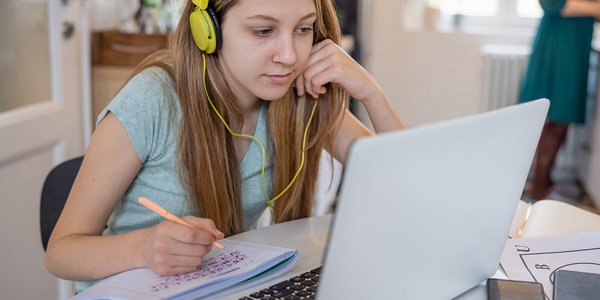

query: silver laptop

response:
[316,99,549,299]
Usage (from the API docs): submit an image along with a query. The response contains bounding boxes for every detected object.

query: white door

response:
[0,0,90,299]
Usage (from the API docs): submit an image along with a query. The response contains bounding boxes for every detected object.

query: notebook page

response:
[521,200,600,238]
[72,240,297,300]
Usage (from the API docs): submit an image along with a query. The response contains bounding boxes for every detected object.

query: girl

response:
[44,0,403,293]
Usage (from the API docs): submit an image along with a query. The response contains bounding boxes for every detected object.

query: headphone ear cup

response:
[190,8,218,53]
[206,6,222,52]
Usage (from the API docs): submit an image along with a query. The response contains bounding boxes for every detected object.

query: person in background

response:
[521,0,600,200]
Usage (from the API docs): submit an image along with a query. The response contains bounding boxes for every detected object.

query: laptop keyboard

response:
[238,266,322,300]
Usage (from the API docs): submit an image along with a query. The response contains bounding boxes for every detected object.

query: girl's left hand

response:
[295,39,382,103]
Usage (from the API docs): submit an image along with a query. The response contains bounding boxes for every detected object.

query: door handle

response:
[62,22,75,40]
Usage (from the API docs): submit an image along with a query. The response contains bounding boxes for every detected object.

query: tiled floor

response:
[522,181,600,215]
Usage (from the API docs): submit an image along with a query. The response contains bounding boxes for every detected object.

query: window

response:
[517,0,543,17]
[432,0,542,29]
[440,0,499,16]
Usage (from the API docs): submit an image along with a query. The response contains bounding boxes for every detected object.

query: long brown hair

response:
[124,0,347,236]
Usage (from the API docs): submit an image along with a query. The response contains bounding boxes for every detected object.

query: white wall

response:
[355,0,536,129]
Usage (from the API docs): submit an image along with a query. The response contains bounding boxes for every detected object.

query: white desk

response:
[223,215,495,300]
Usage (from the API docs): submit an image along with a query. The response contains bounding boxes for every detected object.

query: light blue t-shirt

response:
[76,67,272,293]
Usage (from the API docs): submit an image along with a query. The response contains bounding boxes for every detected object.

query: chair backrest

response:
[40,156,83,251]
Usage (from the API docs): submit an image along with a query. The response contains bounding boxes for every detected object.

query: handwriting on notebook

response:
[149,250,250,292]
[69,240,300,300]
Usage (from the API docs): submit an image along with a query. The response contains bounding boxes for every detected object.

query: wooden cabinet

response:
[91,31,167,127]
[92,31,168,67]
[91,66,135,126]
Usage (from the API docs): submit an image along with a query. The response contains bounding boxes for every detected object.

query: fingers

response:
[303,58,338,98]
[306,40,340,68]
[296,39,344,98]
[165,222,215,245]
[182,216,225,240]
[298,60,329,99]
[298,38,377,101]
[296,39,335,98]
[157,217,221,247]
[146,221,216,277]
[152,223,213,257]
[168,242,213,257]
[311,38,335,54]
[296,71,324,99]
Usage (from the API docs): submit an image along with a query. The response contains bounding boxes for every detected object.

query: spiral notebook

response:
[70,240,299,300]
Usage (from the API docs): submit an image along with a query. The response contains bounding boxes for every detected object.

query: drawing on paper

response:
[149,250,248,292]
[519,247,600,300]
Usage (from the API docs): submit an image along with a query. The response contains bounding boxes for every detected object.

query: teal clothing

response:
[76,68,272,293]
[520,0,594,124]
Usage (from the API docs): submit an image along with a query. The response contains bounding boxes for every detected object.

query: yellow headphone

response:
[190,0,222,54]
[192,0,319,222]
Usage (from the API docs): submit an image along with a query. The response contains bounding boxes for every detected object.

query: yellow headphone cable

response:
[202,53,318,222]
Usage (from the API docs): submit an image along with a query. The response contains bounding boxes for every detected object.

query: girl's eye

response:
[296,27,314,34]
[252,29,273,37]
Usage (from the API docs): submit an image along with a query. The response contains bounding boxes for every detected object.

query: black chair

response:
[40,156,83,251]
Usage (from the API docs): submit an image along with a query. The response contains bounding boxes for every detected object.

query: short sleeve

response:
[540,0,566,16]
[96,68,178,163]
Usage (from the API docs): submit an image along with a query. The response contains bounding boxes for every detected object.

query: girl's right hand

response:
[140,216,225,277]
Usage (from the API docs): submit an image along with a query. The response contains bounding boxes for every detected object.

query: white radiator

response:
[481,44,531,111]
[481,44,584,184]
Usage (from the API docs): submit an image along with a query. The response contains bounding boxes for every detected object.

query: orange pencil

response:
[138,196,225,249]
